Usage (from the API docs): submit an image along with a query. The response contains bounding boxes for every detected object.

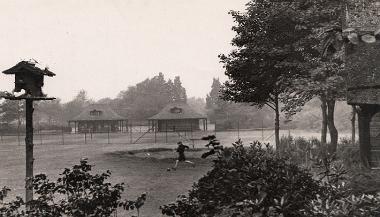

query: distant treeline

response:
[0,73,353,133]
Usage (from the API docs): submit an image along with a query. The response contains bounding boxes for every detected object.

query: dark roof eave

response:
[68,119,128,122]
[148,117,207,120]
[2,61,55,76]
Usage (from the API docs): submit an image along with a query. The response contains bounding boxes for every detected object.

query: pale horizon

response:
[0,0,248,103]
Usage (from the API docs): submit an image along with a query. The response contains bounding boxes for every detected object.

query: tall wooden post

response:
[25,99,34,205]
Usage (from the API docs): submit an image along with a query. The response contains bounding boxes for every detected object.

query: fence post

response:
[90,129,93,140]
[154,124,157,143]
[40,129,42,146]
[107,127,110,144]
[61,127,65,145]
[84,132,87,144]
[214,120,217,136]
[165,122,168,143]
[17,129,20,146]
[129,122,133,144]
[0,132,2,143]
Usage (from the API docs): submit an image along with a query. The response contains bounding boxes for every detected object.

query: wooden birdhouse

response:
[344,0,380,168]
[2,60,55,98]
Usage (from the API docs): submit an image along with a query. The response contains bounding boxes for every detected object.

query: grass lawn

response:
[0,142,213,217]
[0,129,352,216]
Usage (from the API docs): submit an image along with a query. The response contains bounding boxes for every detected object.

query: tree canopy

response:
[116,73,187,120]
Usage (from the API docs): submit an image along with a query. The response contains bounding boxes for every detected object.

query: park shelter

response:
[68,104,128,133]
[345,1,380,168]
[148,102,207,132]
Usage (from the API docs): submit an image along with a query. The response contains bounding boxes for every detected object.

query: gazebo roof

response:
[148,102,206,120]
[70,104,126,121]
[2,61,55,77]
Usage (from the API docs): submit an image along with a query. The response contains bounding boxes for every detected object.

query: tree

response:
[0,100,25,134]
[173,76,187,103]
[206,78,274,130]
[280,0,344,152]
[206,78,228,124]
[115,73,188,120]
[34,99,64,125]
[206,78,222,111]
[187,97,206,116]
[220,1,309,149]
[62,90,92,121]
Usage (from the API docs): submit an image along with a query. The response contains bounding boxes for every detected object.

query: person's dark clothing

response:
[176,144,189,161]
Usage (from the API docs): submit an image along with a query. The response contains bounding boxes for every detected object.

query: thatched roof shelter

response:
[69,104,127,133]
[148,102,207,132]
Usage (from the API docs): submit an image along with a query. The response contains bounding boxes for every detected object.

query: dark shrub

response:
[161,141,323,217]
[0,159,145,217]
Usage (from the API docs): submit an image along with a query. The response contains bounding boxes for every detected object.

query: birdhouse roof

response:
[344,1,380,105]
[2,61,55,77]
[148,102,206,120]
[70,104,127,121]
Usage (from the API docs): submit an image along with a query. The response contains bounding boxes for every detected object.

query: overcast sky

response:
[0,0,248,102]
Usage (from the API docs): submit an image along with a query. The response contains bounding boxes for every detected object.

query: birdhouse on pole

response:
[344,1,380,168]
[2,60,55,99]
[1,60,55,207]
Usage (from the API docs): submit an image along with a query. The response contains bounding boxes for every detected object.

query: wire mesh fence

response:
[0,126,302,149]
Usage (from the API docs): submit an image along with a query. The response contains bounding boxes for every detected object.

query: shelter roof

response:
[70,104,126,121]
[148,102,206,120]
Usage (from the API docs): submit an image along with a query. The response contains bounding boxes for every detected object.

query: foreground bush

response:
[161,141,323,217]
[0,159,146,217]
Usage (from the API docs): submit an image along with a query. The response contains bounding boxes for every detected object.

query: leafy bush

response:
[307,193,380,217]
[279,135,322,167]
[0,159,145,217]
[161,140,323,217]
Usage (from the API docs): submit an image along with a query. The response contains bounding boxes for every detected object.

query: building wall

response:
[77,121,120,133]
[157,119,201,132]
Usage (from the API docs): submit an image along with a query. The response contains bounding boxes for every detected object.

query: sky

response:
[0,0,248,102]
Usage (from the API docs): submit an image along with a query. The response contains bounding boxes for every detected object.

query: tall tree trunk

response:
[320,97,327,145]
[327,99,338,153]
[274,95,280,151]
[351,105,356,144]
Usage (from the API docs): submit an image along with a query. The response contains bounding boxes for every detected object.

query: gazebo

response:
[345,1,380,168]
[68,104,128,133]
[148,102,207,132]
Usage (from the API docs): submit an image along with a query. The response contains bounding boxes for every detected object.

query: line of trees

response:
[0,73,188,132]
[115,72,187,120]
[206,78,274,130]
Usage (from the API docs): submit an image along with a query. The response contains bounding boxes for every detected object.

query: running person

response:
[173,141,195,170]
